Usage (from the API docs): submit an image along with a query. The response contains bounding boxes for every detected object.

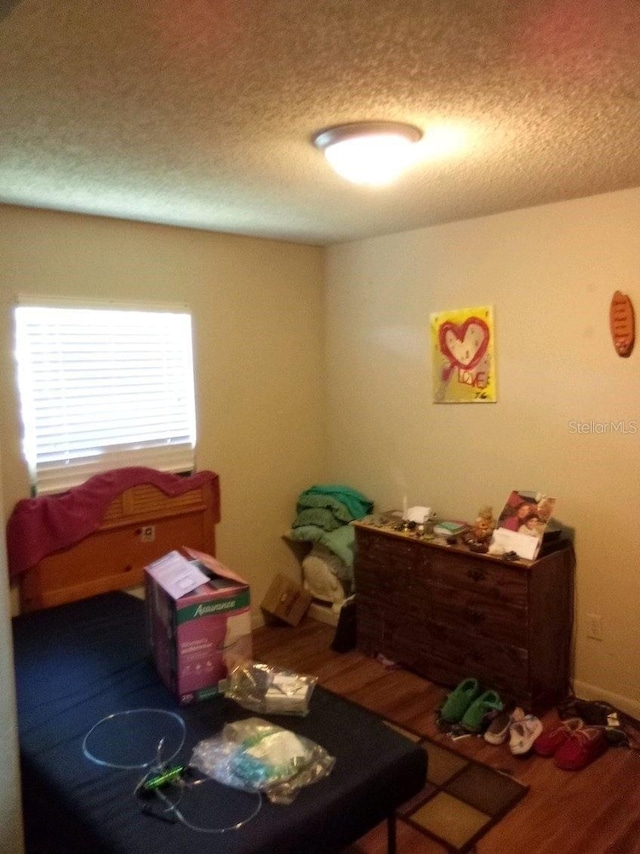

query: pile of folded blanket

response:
[287,484,374,571]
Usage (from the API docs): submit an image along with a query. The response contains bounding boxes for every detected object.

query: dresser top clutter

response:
[352,515,575,715]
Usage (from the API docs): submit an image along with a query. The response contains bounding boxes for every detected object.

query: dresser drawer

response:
[428,550,528,607]
[356,527,428,573]
[355,531,432,619]
[428,580,527,646]
[356,602,432,662]
[356,569,432,622]
[424,620,530,703]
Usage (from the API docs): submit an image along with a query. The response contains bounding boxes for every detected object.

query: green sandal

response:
[440,677,482,723]
[461,689,504,732]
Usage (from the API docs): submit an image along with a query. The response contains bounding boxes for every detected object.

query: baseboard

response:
[572,679,640,721]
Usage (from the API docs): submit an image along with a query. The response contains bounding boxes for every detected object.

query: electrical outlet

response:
[140,525,156,543]
[586,613,603,641]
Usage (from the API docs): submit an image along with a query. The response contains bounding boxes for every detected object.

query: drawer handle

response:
[467,568,487,582]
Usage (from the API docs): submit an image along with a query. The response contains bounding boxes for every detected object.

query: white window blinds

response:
[15,302,197,495]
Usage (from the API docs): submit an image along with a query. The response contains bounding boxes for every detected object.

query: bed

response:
[11,472,427,854]
[8,467,220,612]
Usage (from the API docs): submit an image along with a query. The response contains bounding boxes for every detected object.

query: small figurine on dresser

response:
[473,506,496,543]
[462,505,496,552]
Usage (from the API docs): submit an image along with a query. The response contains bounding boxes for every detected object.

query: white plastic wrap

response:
[225,661,317,716]
[190,717,335,804]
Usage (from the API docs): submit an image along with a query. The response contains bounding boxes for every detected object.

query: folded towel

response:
[295,493,354,525]
[297,485,373,521]
[292,507,344,532]
[288,523,356,568]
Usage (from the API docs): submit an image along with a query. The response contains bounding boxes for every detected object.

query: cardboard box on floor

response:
[261,573,312,626]
[145,547,252,705]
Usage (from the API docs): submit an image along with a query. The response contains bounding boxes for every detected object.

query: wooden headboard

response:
[19,475,220,613]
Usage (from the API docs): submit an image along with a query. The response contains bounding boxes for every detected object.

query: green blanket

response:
[292,507,345,532]
[287,523,356,568]
[296,484,373,521]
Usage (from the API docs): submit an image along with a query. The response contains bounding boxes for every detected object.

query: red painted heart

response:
[438,317,490,370]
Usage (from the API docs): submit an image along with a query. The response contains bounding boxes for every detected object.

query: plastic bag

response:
[225,661,317,716]
[190,717,335,804]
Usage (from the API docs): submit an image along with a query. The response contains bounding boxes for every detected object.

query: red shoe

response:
[533,717,583,757]
[554,726,608,770]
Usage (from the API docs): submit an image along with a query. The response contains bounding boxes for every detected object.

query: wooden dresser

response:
[353,521,575,714]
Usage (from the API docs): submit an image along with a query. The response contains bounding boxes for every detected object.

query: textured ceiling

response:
[1,0,639,245]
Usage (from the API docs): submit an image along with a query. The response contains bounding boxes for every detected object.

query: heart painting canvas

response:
[430,306,496,403]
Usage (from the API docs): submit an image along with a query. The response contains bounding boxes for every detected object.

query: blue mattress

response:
[13,591,426,853]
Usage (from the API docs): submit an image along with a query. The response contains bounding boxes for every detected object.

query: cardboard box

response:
[145,547,251,705]
[261,573,312,626]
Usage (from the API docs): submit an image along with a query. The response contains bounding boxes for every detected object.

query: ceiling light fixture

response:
[312,121,423,186]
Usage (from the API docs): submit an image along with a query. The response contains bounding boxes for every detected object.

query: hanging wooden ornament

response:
[609,291,635,357]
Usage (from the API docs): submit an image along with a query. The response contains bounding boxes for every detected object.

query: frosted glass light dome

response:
[312,121,422,186]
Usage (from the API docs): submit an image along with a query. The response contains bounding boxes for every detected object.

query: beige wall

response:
[324,187,640,717]
[0,205,327,613]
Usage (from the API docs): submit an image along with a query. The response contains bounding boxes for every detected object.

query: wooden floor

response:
[253,616,640,854]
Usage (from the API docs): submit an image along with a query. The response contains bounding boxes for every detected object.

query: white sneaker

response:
[509,714,543,755]
[484,707,525,745]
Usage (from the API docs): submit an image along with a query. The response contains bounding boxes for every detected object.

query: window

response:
[14,300,197,495]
